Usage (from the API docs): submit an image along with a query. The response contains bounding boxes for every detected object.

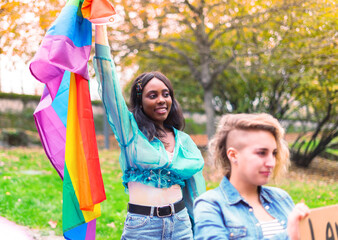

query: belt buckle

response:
[157,205,173,217]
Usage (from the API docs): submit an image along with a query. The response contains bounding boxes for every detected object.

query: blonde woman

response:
[194,113,309,240]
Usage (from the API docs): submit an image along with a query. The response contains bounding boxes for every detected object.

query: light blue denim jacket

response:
[93,44,206,222]
[194,177,295,239]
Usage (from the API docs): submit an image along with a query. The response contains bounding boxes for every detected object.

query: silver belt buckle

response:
[157,204,173,217]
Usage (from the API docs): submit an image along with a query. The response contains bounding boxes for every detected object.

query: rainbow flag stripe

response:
[30,0,112,239]
[62,72,103,237]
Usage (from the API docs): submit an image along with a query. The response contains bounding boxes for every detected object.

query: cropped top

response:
[93,44,206,222]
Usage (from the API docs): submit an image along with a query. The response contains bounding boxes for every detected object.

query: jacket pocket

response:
[226,226,247,239]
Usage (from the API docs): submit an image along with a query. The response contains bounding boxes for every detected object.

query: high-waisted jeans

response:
[121,207,193,240]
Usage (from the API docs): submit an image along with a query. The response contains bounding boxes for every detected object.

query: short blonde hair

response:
[208,113,290,181]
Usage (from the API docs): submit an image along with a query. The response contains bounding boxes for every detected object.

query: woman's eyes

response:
[257,151,277,157]
[148,92,170,99]
[257,151,267,156]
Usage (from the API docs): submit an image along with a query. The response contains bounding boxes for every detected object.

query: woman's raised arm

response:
[95,25,109,46]
[93,25,135,146]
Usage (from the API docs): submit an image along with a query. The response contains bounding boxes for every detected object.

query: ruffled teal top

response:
[93,44,206,223]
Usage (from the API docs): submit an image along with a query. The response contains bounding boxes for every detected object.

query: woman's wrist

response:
[95,25,109,46]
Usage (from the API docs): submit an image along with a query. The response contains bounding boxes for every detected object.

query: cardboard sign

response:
[300,204,338,240]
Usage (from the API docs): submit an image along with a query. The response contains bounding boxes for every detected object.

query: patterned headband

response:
[136,73,156,99]
[136,78,142,98]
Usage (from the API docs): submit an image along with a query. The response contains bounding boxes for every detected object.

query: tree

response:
[0,0,63,67]
[2,0,335,165]
[288,0,337,166]
[211,0,337,166]
[108,0,303,138]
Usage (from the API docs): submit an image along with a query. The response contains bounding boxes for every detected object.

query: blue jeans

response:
[121,207,193,240]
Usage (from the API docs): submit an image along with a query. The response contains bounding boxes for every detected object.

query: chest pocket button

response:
[227,226,247,239]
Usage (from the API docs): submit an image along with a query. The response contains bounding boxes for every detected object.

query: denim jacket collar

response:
[219,177,273,205]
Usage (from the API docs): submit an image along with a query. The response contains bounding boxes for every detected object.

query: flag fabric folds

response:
[30,0,115,239]
[82,0,116,25]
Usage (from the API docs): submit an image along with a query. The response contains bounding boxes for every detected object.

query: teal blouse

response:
[93,44,206,222]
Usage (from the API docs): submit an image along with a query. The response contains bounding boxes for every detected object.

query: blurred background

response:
[0,0,337,239]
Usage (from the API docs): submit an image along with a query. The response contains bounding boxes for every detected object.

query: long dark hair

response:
[129,71,185,141]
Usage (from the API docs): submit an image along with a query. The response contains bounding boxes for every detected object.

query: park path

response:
[0,216,63,240]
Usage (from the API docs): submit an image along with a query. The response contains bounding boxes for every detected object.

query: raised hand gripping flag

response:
[29,0,115,239]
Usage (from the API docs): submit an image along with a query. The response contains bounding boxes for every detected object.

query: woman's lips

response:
[155,107,167,114]
[260,171,272,177]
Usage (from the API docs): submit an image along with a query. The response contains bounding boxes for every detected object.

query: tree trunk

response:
[200,55,215,139]
[203,87,215,140]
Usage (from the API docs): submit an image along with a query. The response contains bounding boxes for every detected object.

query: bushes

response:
[0,109,37,132]
[1,129,29,146]
[184,118,206,135]
[0,129,41,147]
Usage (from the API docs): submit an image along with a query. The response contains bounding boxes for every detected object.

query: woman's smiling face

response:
[141,77,172,126]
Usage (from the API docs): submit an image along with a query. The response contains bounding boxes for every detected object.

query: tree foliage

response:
[109,0,306,138]
[213,0,337,166]
[0,0,64,62]
[110,0,336,165]
[1,0,336,165]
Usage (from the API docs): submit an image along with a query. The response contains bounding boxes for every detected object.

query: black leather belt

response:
[128,199,185,217]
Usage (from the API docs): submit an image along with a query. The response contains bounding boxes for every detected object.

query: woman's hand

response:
[287,203,310,240]
[95,25,108,46]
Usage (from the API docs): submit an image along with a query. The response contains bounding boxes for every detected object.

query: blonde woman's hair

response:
[208,113,290,181]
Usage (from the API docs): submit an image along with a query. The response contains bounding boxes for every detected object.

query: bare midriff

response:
[128,181,182,206]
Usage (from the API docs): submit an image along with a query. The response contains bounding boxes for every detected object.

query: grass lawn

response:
[0,147,337,239]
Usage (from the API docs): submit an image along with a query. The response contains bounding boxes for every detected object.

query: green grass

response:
[326,148,338,155]
[0,149,63,236]
[291,137,338,159]
[0,148,337,239]
[0,148,128,238]
[275,181,337,208]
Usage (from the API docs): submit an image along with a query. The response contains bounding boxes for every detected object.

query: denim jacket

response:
[194,177,295,239]
[93,44,206,222]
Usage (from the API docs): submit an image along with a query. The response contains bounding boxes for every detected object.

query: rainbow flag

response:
[30,0,115,239]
